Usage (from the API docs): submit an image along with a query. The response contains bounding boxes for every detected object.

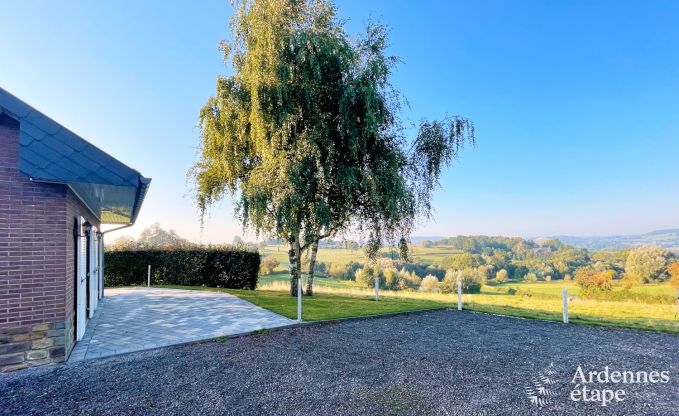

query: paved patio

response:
[68,287,294,362]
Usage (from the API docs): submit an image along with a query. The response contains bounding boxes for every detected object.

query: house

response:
[0,87,150,371]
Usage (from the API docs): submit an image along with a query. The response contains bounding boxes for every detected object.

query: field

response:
[260,244,463,267]
[254,244,679,333]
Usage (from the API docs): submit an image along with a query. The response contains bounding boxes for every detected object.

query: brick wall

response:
[0,113,99,371]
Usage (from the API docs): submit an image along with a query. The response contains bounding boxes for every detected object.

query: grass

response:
[158,284,447,321]
[159,280,679,333]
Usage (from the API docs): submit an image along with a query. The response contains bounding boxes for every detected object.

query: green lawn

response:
[158,284,447,321]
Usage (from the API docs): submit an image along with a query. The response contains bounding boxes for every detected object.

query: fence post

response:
[562,288,569,323]
[374,277,379,301]
[457,280,462,311]
[147,265,151,287]
[297,275,302,322]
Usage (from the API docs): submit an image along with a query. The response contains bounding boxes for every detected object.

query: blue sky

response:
[2,1,678,242]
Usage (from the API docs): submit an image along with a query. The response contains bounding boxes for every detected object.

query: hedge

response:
[104,248,260,289]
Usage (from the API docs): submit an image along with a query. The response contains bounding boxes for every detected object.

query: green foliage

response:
[382,268,401,290]
[440,269,459,294]
[191,0,474,295]
[440,269,482,293]
[355,264,381,288]
[108,223,192,250]
[327,262,359,280]
[575,268,615,298]
[624,246,672,283]
[440,253,483,271]
[668,262,679,289]
[105,248,260,289]
[260,255,280,275]
[524,272,538,282]
[419,275,440,293]
[494,269,509,283]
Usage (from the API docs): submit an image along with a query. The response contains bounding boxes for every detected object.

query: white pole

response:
[147,265,151,287]
[457,280,462,311]
[374,277,379,301]
[562,288,569,323]
[297,275,302,322]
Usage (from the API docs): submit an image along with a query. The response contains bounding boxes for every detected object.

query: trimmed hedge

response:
[105,248,260,289]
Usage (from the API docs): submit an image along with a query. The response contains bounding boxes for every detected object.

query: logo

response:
[525,363,672,409]
[525,362,557,408]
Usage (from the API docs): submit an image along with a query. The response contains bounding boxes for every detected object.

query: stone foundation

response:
[0,314,74,372]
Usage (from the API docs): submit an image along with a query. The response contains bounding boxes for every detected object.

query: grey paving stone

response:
[68,287,293,363]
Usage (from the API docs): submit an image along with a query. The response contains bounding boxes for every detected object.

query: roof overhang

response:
[0,87,151,225]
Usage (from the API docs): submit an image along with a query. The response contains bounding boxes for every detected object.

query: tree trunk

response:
[288,236,301,297]
[305,239,319,296]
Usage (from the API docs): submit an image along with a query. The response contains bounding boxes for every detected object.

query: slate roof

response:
[0,87,151,224]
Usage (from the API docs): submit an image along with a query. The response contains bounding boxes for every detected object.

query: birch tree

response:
[191,0,474,296]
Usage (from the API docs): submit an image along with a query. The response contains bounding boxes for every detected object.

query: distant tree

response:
[624,246,671,283]
[344,240,360,251]
[420,240,433,248]
[440,253,483,271]
[419,275,440,292]
[524,272,538,282]
[260,256,280,275]
[107,235,137,251]
[138,223,191,249]
[258,241,267,250]
[495,269,509,283]
[398,237,411,262]
[232,235,244,245]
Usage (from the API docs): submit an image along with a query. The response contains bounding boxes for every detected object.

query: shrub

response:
[507,287,517,295]
[260,256,280,275]
[459,269,482,293]
[524,272,538,282]
[668,262,679,289]
[105,247,260,289]
[494,269,508,283]
[328,262,358,280]
[575,268,615,297]
[398,270,421,290]
[440,270,459,294]
[419,275,440,292]
[382,268,401,290]
[355,264,382,288]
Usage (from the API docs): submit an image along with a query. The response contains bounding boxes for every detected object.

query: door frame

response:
[75,217,88,341]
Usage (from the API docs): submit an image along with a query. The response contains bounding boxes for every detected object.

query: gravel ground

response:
[1,310,677,415]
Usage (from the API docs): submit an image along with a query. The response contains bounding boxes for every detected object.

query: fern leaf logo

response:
[525,362,557,408]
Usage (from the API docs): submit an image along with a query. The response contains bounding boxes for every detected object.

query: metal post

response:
[457,280,462,311]
[562,288,569,323]
[374,277,379,301]
[147,265,151,287]
[297,275,302,322]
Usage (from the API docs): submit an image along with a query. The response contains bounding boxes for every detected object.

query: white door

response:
[88,227,99,317]
[76,217,88,340]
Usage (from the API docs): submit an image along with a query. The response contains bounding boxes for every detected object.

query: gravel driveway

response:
[1,310,677,415]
